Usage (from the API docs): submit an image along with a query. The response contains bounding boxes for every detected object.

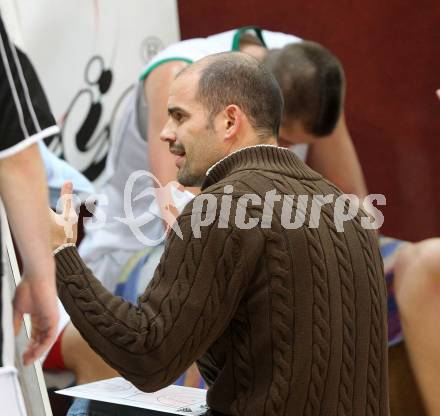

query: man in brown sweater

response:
[52,52,388,415]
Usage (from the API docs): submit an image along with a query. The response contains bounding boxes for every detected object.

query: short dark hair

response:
[263,41,345,137]
[192,52,283,140]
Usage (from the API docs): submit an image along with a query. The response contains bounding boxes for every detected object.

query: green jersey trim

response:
[139,57,193,81]
[139,27,267,81]
[232,26,266,51]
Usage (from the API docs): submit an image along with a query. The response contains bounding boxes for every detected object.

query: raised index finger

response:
[60,181,74,220]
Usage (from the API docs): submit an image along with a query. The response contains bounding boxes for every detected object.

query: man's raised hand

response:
[50,181,78,250]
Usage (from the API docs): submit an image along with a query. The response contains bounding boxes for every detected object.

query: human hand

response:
[13,271,58,365]
[50,181,78,251]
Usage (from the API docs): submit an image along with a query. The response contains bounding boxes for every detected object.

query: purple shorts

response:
[379,236,406,347]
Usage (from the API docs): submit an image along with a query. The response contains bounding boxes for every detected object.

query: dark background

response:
[177,0,440,241]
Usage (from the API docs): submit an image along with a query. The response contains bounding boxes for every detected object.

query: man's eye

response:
[174,112,183,122]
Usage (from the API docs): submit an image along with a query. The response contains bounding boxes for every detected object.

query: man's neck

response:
[228,135,277,155]
[240,42,268,61]
[206,142,277,177]
[207,137,278,177]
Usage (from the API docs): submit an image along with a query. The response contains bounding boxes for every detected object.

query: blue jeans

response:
[67,398,167,416]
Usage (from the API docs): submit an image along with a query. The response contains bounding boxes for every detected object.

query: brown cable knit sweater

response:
[55,145,388,415]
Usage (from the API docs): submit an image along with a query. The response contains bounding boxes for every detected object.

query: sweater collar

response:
[201,145,321,190]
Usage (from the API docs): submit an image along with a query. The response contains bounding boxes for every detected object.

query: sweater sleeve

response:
[55,210,264,392]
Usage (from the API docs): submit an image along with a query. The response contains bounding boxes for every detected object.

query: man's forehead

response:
[169,71,199,101]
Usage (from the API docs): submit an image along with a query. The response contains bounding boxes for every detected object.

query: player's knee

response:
[394,243,415,300]
[394,239,440,314]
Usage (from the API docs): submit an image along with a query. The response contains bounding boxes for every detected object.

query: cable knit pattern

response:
[328,216,356,416]
[55,145,388,415]
[302,181,357,415]
[263,226,294,416]
[303,226,331,415]
[230,305,254,415]
[167,231,243,386]
[352,217,384,416]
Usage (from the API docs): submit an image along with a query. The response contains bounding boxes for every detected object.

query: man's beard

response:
[177,163,205,187]
[169,143,201,186]
[170,139,211,187]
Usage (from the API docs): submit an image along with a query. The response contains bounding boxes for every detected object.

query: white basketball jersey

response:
[140,27,302,80]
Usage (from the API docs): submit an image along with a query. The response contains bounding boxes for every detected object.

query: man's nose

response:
[160,121,176,143]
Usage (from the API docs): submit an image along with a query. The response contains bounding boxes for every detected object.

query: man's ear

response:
[223,105,241,140]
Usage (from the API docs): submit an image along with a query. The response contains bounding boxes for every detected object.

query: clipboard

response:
[57,377,208,415]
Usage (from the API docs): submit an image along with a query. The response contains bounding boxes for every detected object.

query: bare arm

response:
[306,112,368,199]
[0,143,58,364]
[0,144,53,277]
[394,238,440,415]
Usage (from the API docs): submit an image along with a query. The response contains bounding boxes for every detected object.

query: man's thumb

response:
[61,181,74,216]
[61,181,73,197]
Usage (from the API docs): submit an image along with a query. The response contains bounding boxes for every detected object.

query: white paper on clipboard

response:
[57,377,208,415]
